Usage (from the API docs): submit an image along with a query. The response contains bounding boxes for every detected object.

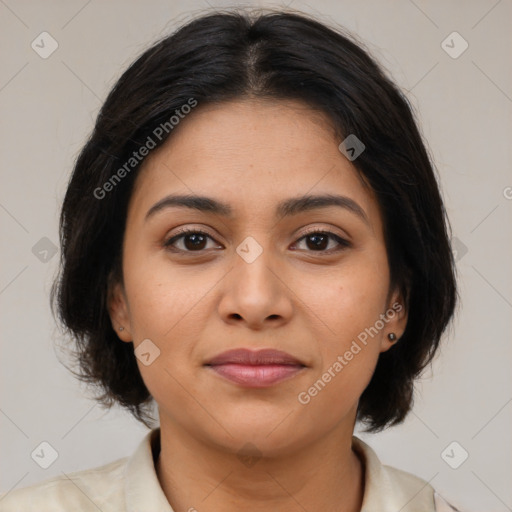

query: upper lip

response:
[205,348,306,366]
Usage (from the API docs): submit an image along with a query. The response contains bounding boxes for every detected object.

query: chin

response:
[206,412,308,455]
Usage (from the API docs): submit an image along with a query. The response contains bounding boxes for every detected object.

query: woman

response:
[0,9,460,512]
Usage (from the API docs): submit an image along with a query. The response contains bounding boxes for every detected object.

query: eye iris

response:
[184,233,207,250]
[170,230,341,253]
[307,233,328,250]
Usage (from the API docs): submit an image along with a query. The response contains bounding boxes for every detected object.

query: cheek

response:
[123,254,217,394]
[294,250,388,405]
[123,245,206,339]
[298,251,389,340]
[296,350,378,429]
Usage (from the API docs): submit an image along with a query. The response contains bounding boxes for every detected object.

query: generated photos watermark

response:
[93,97,198,200]
[297,301,403,405]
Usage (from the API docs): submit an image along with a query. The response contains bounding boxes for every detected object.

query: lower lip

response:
[206,363,306,388]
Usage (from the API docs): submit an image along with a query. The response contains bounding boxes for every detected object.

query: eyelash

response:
[163,227,351,255]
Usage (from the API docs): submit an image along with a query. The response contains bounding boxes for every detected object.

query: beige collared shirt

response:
[0,428,460,511]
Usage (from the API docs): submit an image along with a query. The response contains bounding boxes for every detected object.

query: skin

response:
[108,98,408,512]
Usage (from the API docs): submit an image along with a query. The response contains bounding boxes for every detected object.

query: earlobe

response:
[380,332,399,353]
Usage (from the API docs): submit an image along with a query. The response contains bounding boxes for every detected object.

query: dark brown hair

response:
[51,8,457,432]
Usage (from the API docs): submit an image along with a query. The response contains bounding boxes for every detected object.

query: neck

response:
[155,420,364,512]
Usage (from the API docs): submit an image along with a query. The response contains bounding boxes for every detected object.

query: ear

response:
[379,285,408,353]
[107,276,133,343]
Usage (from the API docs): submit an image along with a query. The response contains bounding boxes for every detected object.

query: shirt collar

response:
[125,427,173,512]
[124,428,434,512]
[352,436,435,511]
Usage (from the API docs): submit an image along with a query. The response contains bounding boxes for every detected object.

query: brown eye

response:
[164,229,219,252]
[293,230,350,253]
[163,228,350,255]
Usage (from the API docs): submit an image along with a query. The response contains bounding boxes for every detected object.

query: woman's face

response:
[109,98,407,456]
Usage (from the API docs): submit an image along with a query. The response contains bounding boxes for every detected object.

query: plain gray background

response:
[1,1,511,511]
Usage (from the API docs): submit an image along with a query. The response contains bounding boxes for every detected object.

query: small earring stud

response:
[119,327,124,331]
[388,333,397,341]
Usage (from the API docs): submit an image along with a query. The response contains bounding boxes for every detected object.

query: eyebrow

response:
[145,193,370,226]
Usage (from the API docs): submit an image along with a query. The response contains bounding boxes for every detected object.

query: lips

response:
[204,348,307,388]
[205,348,306,367]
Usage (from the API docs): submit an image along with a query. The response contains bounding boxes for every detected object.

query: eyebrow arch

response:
[145,193,370,226]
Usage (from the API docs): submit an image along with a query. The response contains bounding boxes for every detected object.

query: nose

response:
[217,243,294,330]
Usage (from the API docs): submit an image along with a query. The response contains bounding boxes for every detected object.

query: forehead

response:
[127,98,381,229]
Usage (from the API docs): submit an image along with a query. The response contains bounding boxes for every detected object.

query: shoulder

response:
[380,461,437,508]
[381,466,462,511]
[352,436,462,512]
[0,428,169,512]
[0,456,129,512]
